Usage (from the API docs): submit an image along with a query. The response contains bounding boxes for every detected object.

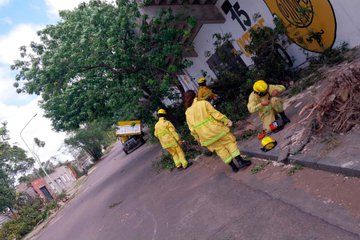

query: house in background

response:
[0,213,11,229]
[31,177,56,201]
[16,182,38,199]
[45,165,77,194]
[19,165,78,201]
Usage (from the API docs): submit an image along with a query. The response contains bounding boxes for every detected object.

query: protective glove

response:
[261,99,270,106]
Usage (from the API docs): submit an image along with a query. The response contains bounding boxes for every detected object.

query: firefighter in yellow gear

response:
[184,91,251,172]
[154,109,190,169]
[197,77,218,101]
[247,80,290,132]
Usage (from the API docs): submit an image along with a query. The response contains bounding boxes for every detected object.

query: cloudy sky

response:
[0,0,90,163]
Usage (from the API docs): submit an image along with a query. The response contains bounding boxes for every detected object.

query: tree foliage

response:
[245,18,292,82]
[0,123,34,176]
[65,121,115,161]
[18,159,56,184]
[210,33,252,121]
[0,169,16,212]
[0,122,34,212]
[33,138,45,148]
[12,0,194,131]
[0,197,57,240]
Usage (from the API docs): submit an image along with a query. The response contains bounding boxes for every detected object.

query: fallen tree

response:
[299,59,360,133]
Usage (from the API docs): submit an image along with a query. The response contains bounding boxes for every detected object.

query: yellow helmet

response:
[157,109,167,115]
[261,136,277,151]
[253,80,268,93]
[197,77,206,84]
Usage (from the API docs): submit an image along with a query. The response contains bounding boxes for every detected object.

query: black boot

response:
[279,111,291,124]
[229,161,239,173]
[235,156,252,169]
[185,162,193,169]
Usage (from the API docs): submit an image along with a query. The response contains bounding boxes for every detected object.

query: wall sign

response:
[263,0,337,53]
[221,0,252,32]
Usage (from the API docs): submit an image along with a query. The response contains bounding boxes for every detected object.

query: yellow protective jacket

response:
[197,86,217,101]
[186,99,230,147]
[154,117,180,149]
[247,84,286,116]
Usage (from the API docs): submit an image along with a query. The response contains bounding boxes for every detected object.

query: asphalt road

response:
[35,142,360,240]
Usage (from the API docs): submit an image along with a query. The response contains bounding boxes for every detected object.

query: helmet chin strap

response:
[254,91,268,97]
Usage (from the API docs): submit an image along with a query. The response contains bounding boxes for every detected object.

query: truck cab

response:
[116,120,146,154]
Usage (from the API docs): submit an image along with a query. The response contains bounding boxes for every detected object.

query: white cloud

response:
[44,0,90,18]
[0,66,18,102]
[0,23,42,104]
[44,0,115,18]
[0,24,70,164]
[0,98,71,163]
[0,24,41,65]
[0,0,10,7]
[0,17,13,25]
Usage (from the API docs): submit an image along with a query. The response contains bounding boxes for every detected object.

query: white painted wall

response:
[331,1,360,48]
[185,0,308,80]
[185,0,360,81]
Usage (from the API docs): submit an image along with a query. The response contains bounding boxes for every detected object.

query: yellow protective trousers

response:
[261,97,284,131]
[206,133,241,164]
[166,145,188,169]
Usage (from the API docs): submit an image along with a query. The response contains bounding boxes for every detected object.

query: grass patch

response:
[287,164,303,175]
[288,72,320,97]
[251,162,269,174]
[288,42,350,97]
[152,152,175,172]
[239,129,257,141]
[185,149,202,160]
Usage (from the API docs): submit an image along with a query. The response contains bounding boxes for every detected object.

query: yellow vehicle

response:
[116,120,145,154]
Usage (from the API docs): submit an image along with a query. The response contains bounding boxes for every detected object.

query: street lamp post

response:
[20,113,58,193]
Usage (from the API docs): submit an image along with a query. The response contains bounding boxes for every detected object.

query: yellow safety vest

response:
[186,99,230,146]
[154,117,180,149]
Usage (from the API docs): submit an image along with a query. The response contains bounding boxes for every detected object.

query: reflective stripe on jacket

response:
[186,99,230,147]
[154,117,180,149]
[247,84,286,117]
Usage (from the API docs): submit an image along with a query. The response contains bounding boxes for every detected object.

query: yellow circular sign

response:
[263,0,336,53]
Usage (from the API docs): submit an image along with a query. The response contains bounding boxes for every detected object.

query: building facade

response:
[26,165,77,201]
[45,165,77,194]
[0,213,11,229]
[15,182,38,199]
[31,177,56,201]
[142,0,360,84]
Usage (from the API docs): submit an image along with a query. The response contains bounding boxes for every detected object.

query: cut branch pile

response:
[301,60,360,133]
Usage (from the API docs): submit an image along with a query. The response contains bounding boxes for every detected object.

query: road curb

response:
[241,150,360,178]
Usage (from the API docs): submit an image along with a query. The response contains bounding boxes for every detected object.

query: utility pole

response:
[20,113,59,193]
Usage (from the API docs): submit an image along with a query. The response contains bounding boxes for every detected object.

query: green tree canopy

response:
[0,169,16,212]
[65,121,115,161]
[12,0,194,131]
[0,122,34,177]
[0,122,34,212]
